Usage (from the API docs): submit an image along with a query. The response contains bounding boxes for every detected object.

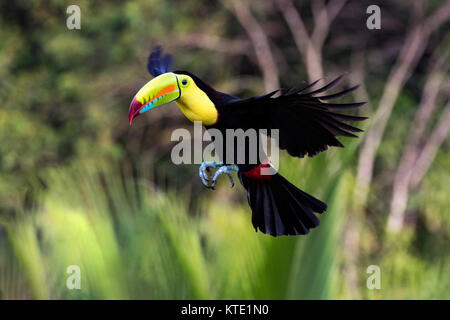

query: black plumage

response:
[142,47,367,237]
[204,76,366,236]
[214,75,367,158]
[239,172,326,236]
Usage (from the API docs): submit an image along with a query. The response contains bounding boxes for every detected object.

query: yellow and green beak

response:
[129,72,180,124]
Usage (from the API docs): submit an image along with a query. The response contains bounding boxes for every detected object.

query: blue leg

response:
[210,165,239,189]
[199,161,223,188]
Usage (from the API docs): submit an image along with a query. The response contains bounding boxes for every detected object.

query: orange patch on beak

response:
[154,84,176,100]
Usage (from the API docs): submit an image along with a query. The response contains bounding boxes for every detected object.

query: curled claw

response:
[198,164,210,187]
[199,163,211,187]
[210,165,239,189]
[199,161,224,188]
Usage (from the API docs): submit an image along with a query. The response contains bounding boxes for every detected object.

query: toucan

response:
[129,47,366,237]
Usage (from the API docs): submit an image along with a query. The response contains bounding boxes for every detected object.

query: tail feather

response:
[266,184,287,235]
[239,172,327,237]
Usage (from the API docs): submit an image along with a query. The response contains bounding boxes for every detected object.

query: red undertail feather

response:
[243,163,273,180]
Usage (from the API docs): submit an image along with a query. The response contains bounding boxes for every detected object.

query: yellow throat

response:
[175,75,218,126]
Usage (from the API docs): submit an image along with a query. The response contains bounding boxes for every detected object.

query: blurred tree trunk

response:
[275,0,347,82]
[390,124,450,230]
[224,0,280,92]
[409,102,450,189]
[388,54,448,232]
[354,0,450,209]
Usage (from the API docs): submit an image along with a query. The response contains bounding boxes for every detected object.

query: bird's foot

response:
[198,162,239,189]
[199,161,224,187]
[210,165,239,189]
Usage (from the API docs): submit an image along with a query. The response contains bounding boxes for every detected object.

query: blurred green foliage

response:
[0,0,449,299]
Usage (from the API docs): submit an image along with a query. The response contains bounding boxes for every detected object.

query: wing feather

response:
[215,76,367,158]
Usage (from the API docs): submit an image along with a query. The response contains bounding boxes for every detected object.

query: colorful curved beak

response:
[129,72,180,125]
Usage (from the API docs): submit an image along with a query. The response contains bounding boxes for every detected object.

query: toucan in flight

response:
[129,47,366,237]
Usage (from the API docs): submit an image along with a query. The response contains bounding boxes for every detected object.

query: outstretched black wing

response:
[147,46,173,77]
[216,75,367,158]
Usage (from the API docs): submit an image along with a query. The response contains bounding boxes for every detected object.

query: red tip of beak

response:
[129,97,143,125]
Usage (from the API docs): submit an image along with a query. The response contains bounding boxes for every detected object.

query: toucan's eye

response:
[181,79,188,86]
